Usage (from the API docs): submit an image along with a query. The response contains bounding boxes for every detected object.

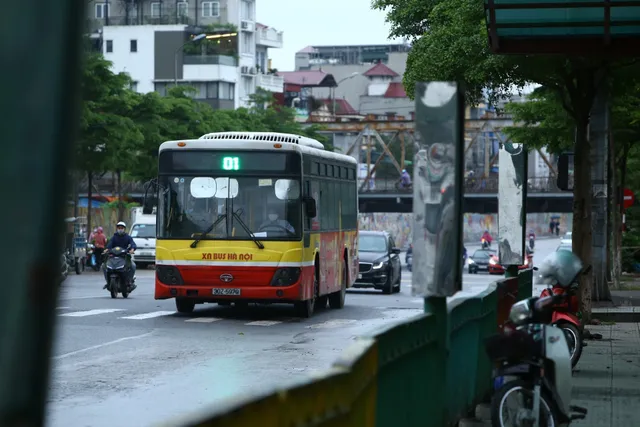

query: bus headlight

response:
[156,265,184,285]
[270,267,302,287]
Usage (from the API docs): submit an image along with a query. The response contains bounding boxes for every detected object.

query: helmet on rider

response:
[536,250,583,288]
[116,221,126,235]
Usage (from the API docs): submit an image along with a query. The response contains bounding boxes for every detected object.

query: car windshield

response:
[157,176,302,241]
[359,235,387,252]
[130,224,155,238]
[563,232,572,240]
[472,250,495,259]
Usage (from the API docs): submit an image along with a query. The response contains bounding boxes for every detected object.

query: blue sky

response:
[257,0,399,71]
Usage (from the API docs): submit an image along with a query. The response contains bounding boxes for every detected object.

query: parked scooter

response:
[536,264,589,368]
[103,246,135,298]
[485,293,588,426]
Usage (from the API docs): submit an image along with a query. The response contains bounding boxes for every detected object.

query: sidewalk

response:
[572,322,640,427]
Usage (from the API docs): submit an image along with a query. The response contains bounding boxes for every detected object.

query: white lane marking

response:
[58,295,109,300]
[411,298,423,304]
[245,320,282,326]
[59,309,126,317]
[185,317,223,323]
[382,309,423,318]
[307,319,357,329]
[119,311,175,320]
[53,332,153,360]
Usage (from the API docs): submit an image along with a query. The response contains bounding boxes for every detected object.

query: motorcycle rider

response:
[481,230,493,248]
[103,221,137,291]
[405,243,413,264]
[528,228,536,250]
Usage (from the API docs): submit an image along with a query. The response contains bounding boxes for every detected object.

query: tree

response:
[372,0,640,321]
[77,51,143,228]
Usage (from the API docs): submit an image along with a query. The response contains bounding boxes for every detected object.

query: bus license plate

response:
[358,273,362,279]
[212,288,241,296]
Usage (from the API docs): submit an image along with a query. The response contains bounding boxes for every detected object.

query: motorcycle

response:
[103,246,135,298]
[406,253,412,272]
[481,238,491,249]
[485,294,588,426]
[86,244,101,271]
[529,234,536,251]
[537,267,586,368]
[59,253,68,284]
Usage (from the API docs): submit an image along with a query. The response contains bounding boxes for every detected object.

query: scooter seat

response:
[570,405,588,414]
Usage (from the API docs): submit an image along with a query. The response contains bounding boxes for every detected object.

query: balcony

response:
[257,28,283,48]
[256,74,284,93]
[85,14,192,32]
[183,55,237,66]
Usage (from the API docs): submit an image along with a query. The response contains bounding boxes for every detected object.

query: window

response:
[206,82,218,98]
[151,2,161,17]
[154,82,168,96]
[130,40,137,52]
[242,76,252,97]
[177,1,188,16]
[219,82,234,100]
[105,40,113,53]
[241,0,254,20]
[95,3,109,18]
[130,81,138,92]
[202,1,220,17]
[241,33,254,54]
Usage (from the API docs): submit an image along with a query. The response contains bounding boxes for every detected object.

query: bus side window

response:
[305,180,311,230]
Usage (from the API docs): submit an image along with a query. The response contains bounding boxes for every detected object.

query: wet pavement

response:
[46,240,559,427]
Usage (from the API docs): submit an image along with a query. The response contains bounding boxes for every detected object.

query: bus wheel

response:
[328,259,347,309]
[295,268,318,318]
[175,298,195,314]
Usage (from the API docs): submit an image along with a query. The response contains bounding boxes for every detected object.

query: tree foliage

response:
[75,50,329,185]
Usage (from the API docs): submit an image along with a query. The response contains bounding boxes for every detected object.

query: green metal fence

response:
[165,271,532,427]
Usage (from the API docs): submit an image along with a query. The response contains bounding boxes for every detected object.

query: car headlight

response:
[467,258,475,265]
[489,258,497,265]
[372,261,385,269]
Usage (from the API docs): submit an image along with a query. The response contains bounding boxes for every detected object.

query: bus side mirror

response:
[142,201,153,215]
[304,197,317,218]
[557,153,574,191]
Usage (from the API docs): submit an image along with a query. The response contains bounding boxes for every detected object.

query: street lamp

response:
[332,72,359,116]
[174,33,206,86]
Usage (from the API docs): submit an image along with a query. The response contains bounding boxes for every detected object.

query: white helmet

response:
[537,250,583,288]
[116,221,126,228]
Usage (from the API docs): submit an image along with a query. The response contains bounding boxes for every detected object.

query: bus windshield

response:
[157,175,302,241]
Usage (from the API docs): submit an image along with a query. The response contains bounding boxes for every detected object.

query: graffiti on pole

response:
[412,82,464,298]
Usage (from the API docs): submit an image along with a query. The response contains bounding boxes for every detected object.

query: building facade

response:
[87,0,284,109]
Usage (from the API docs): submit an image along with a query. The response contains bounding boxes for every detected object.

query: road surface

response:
[46,237,561,427]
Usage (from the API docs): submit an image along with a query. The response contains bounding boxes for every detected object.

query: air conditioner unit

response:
[241,66,249,74]
[249,67,256,74]
[241,21,249,29]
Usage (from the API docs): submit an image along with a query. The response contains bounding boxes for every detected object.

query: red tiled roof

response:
[256,23,268,29]
[384,82,407,98]
[319,98,358,115]
[277,70,337,87]
[363,62,399,78]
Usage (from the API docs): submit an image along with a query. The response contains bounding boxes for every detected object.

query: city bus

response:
[151,132,359,318]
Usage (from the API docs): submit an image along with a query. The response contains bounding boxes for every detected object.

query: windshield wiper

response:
[232,209,264,249]
[190,214,227,248]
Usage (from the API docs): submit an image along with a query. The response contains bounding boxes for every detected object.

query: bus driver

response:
[259,207,295,234]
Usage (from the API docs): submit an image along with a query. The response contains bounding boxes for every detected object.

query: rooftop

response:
[363,62,399,78]
[277,70,337,87]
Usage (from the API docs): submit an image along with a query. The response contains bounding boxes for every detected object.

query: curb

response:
[592,311,640,323]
